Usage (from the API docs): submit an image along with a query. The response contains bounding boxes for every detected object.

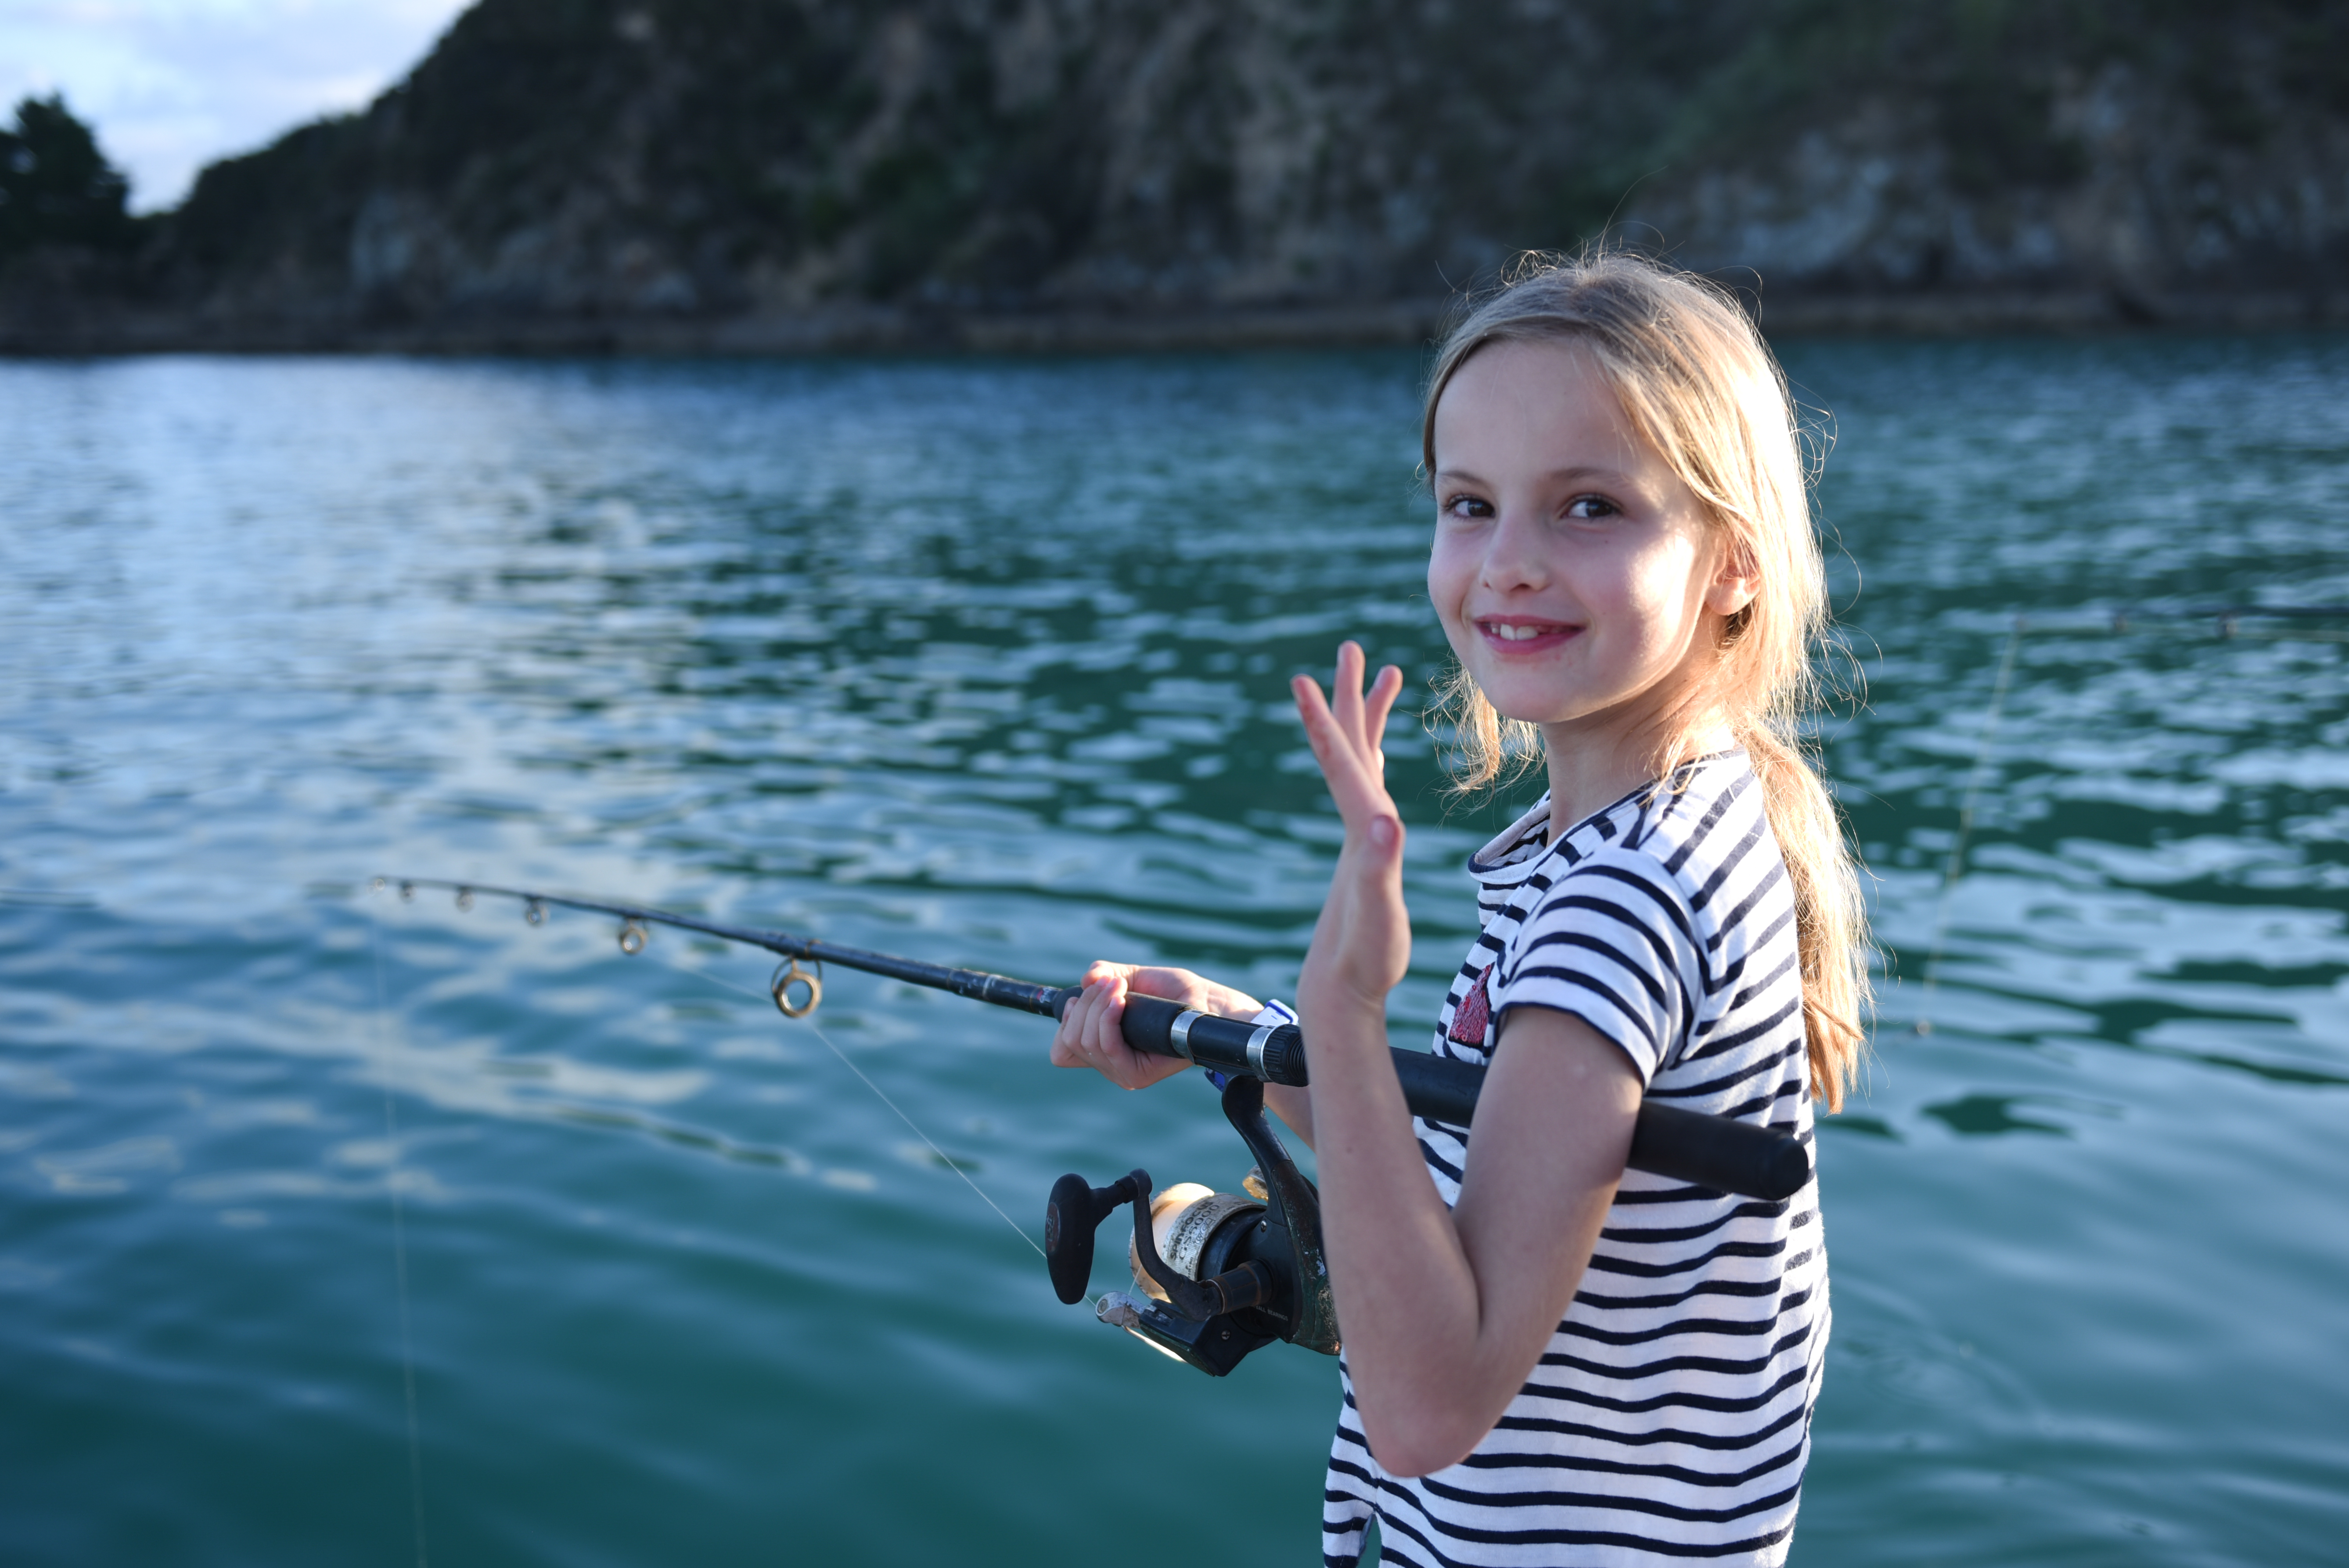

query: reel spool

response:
[1126,1184,1262,1305]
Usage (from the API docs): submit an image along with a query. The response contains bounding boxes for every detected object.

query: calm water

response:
[2,339,2344,1566]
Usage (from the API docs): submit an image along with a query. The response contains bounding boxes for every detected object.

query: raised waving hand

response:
[1290,642,1412,1023]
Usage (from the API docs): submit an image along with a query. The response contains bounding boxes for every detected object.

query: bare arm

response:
[1306,998,1636,1474]
[1291,641,1639,1477]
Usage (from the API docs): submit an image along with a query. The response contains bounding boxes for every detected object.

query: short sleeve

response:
[1486,847,1700,1086]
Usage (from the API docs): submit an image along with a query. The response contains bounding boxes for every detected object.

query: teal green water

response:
[1,340,2344,1565]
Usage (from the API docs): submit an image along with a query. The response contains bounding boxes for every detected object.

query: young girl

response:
[1052,252,1869,1567]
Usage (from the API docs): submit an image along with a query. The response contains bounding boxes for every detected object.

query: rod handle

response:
[1097,992,1809,1202]
[1381,1050,1808,1200]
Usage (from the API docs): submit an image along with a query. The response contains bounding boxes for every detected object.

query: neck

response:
[1540,708,1737,844]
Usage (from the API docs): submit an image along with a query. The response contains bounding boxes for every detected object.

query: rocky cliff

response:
[11,0,2349,351]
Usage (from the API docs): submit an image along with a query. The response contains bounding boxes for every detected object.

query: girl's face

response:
[1427,339,1751,747]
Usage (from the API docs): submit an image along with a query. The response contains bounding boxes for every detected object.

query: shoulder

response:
[1608,753,1787,930]
[1627,752,1766,867]
[1500,836,1702,992]
[1633,756,1796,975]
[1487,834,1704,1086]
[1514,760,1750,935]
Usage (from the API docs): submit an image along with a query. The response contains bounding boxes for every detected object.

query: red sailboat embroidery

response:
[1447,964,1494,1047]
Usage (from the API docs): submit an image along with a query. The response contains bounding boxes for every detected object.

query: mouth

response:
[1475,616,1581,653]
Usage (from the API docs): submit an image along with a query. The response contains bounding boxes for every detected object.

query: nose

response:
[1478,507,1550,594]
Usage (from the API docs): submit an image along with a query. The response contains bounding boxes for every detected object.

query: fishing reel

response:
[1044,1074,1339,1376]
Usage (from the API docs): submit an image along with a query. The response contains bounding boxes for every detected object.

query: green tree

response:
[0,94,138,260]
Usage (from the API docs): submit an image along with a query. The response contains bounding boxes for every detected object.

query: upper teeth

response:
[1492,624,1544,640]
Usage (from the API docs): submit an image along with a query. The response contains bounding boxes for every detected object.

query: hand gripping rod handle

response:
[1067,991,1812,1202]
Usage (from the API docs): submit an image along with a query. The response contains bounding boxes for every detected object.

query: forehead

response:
[1431,338,1649,474]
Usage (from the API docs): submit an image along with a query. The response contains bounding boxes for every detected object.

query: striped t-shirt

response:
[1324,752,1827,1567]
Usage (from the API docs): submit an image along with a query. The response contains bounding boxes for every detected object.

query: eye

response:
[1564,493,1621,520]
[1442,493,1494,519]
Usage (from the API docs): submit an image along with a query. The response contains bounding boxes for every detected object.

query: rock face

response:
[11,0,2349,349]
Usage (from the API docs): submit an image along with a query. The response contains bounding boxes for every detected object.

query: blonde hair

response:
[1422,251,1871,1111]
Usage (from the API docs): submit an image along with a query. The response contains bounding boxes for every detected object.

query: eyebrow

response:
[1434,464,1639,489]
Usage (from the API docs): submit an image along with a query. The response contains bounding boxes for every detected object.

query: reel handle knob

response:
[1044,1171,1142,1305]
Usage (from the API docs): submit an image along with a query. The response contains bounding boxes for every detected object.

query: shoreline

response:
[5,288,2345,358]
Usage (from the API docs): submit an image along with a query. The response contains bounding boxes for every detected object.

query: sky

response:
[0,0,474,211]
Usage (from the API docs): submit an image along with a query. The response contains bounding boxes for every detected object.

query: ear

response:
[1706,539,1760,619]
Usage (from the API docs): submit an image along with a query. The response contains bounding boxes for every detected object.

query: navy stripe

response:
[1559,1287,1817,1346]
[1417,1137,1464,1184]
[1538,1325,1818,1379]
[1573,1277,1782,1310]
[1413,1463,1806,1529]
[1600,1200,1791,1247]
[1452,1432,1809,1491]
[1510,887,1684,988]
[1513,928,1676,1011]
[1583,1235,1790,1280]
[1514,1363,1810,1417]
[1661,1034,1805,1099]
[1662,773,1751,874]
[1578,863,1698,949]
[1686,820,1766,912]
[1490,1394,1809,1454]
[1704,858,1788,953]
[1495,986,1660,1057]
[1725,948,1799,1014]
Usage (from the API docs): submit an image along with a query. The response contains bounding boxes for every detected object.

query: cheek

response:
[1622,536,1708,626]
[1427,536,1473,631]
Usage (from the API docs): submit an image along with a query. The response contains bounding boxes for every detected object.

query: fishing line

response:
[366,903,431,1568]
[1904,604,2345,1035]
[665,959,1047,1262]
[1914,616,2022,1035]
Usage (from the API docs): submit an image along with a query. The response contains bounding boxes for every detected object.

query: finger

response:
[1050,981,1106,1066]
[1134,968,1260,1018]
[1294,672,1369,774]
[1052,990,1081,1055]
[1331,640,1366,747]
[1086,974,1129,1061]
[1291,673,1343,774]
[1123,965,1193,999]
[1294,673,1389,822]
[1095,989,1164,1090]
[1365,664,1403,746]
[1291,677,1361,799]
[1363,664,1403,777]
[1126,966,1216,1011]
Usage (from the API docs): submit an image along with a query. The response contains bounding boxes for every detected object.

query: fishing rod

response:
[2012,604,2349,641]
[381,875,1809,1376]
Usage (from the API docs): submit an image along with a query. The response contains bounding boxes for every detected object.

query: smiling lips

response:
[1476,616,1582,653]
